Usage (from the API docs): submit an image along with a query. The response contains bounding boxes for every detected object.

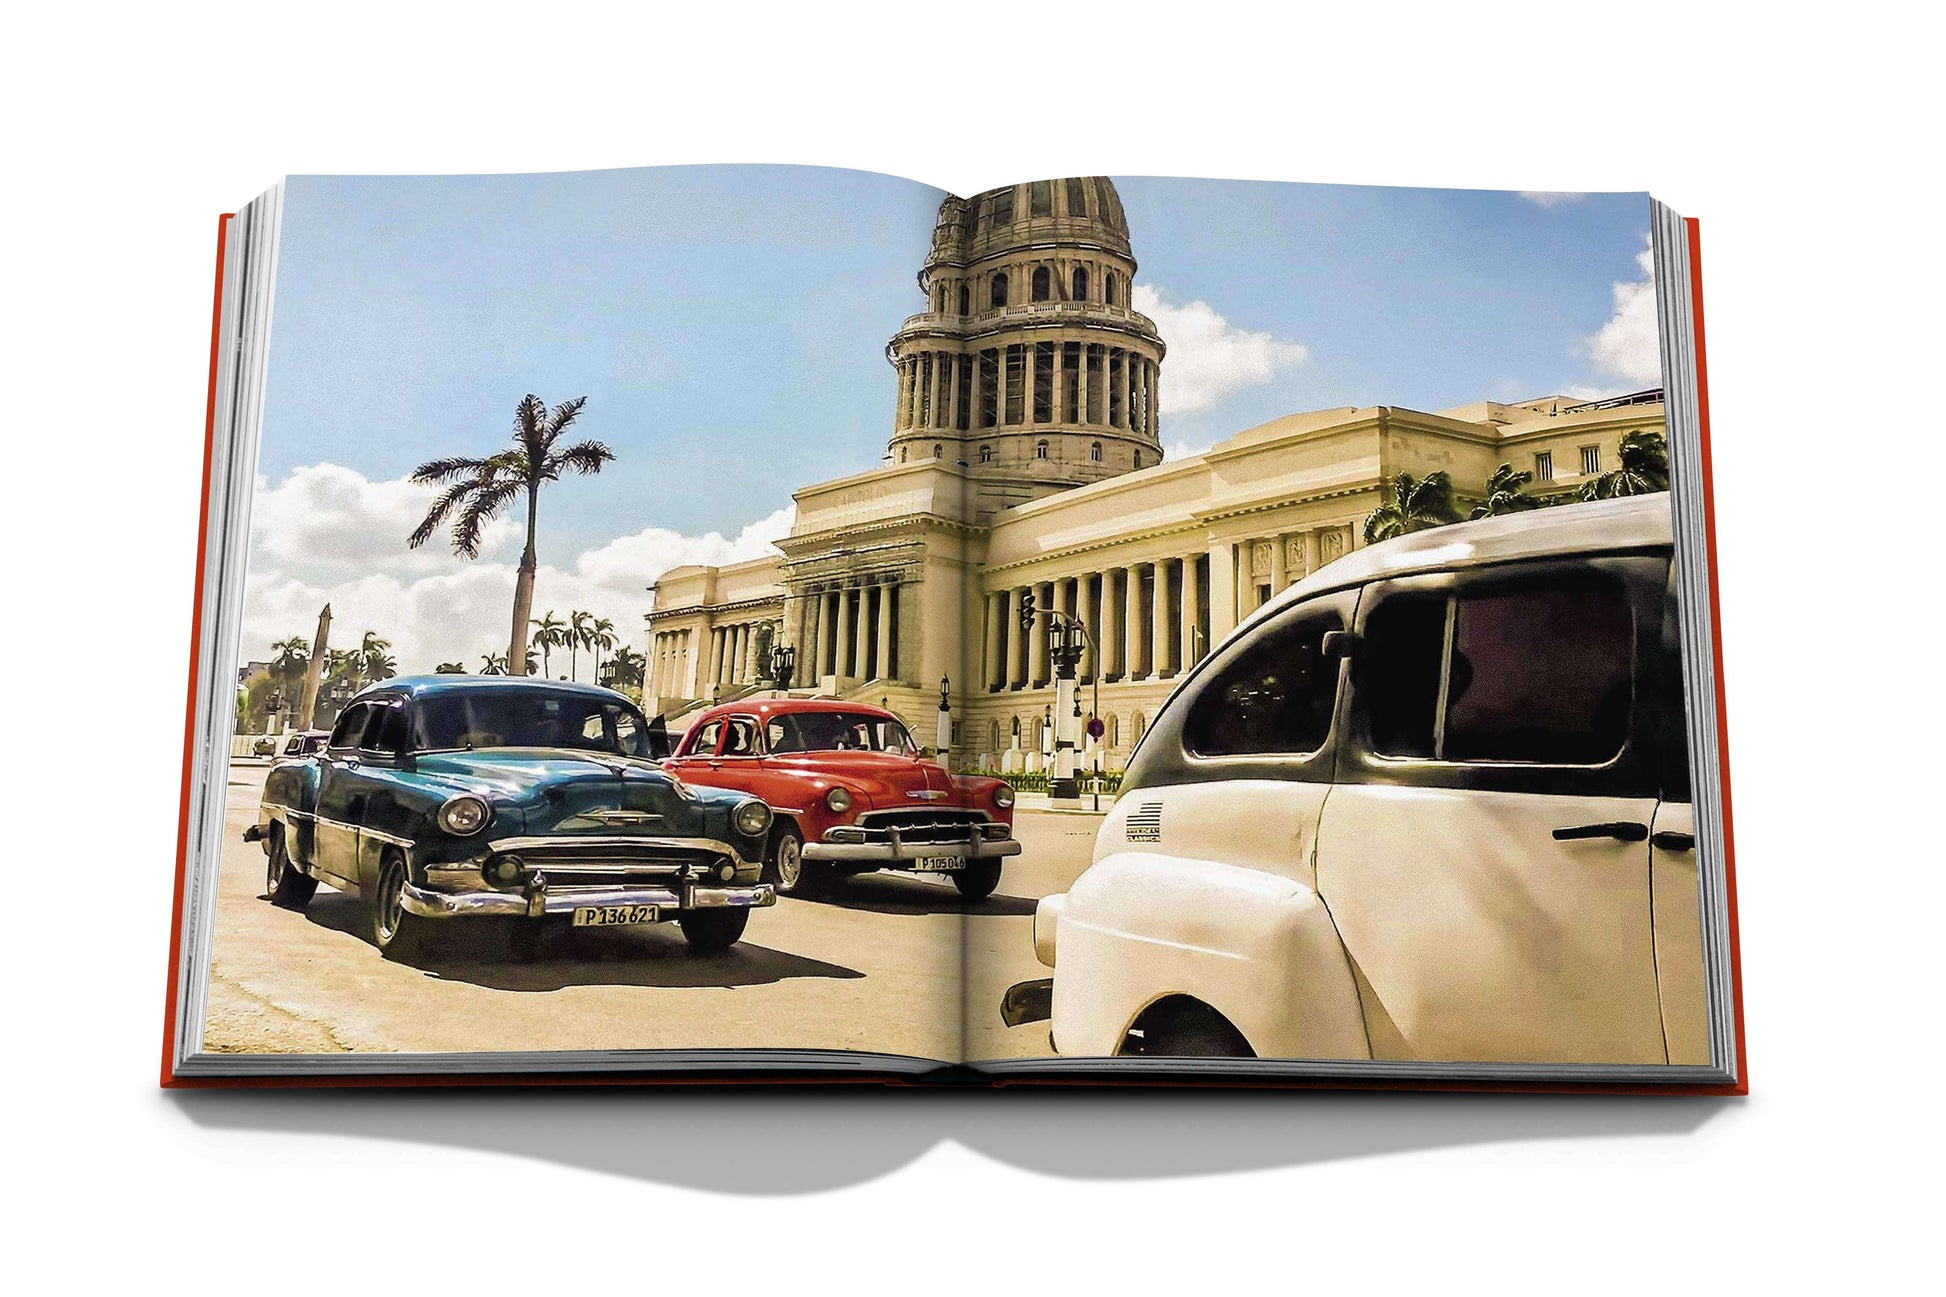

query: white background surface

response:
[4,3,1936,1290]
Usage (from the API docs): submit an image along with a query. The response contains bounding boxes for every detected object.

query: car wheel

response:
[764,827,813,896]
[370,850,433,961]
[677,907,750,954]
[264,824,318,911]
[953,858,1003,903]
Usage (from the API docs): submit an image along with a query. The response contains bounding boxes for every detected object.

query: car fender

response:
[260,758,324,864]
[1050,851,1370,1060]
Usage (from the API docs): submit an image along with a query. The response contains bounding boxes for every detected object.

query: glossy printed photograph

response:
[198,166,1720,1076]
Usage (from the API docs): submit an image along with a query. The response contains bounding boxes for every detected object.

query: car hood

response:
[414,748,744,837]
[762,752,972,810]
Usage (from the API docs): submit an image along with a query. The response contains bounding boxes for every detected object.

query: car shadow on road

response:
[298,892,863,991]
[810,872,1038,917]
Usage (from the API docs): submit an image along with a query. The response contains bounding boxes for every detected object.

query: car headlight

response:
[825,786,853,814]
[437,794,492,836]
[993,784,1015,809]
[734,799,772,837]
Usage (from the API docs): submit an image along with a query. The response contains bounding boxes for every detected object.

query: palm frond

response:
[409,455,493,485]
[548,396,589,435]
[546,440,616,478]
[450,478,521,557]
[407,477,482,549]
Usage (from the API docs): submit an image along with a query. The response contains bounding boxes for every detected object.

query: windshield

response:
[766,711,917,755]
[411,689,652,758]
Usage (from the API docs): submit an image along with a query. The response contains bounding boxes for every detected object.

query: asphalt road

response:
[203,763,1100,1064]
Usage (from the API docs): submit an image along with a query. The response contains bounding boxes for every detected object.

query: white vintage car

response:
[1006,495,1712,1067]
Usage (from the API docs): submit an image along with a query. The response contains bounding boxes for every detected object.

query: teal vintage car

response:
[244,675,776,958]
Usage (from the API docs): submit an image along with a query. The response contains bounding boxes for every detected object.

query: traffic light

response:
[1019,589,1037,630]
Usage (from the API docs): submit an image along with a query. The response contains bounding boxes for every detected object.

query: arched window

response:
[1090,441,1103,462]
[1109,271,1124,306]
[978,444,993,463]
[1072,266,1088,301]
[1132,711,1147,744]
[1032,266,1051,302]
[933,443,943,459]
[933,284,945,312]
[1106,714,1119,747]
[990,274,1008,309]
[1035,439,1049,460]
[957,283,970,315]
[988,719,1001,751]
[1132,450,1142,468]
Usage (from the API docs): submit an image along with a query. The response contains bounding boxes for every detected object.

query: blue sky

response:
[260,165,1652,555]
[246,165,1654,674]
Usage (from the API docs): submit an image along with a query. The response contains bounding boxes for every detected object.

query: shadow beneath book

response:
[810,873,1039,917]
[167,1086,1731,1193]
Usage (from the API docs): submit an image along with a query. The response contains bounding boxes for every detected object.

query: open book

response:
[163,167,1744,1090]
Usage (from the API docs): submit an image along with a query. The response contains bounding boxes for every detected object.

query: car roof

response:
[687,697,898,727]
[351,675,637,704]
[1256,494,1674,627]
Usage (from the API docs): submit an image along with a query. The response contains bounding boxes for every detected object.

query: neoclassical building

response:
[645,177,1667,770]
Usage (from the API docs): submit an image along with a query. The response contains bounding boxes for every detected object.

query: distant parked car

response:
[667,699,1020,900]
[1006,495,1710,1066]
[244,676,776,958]
[276,729,330,761]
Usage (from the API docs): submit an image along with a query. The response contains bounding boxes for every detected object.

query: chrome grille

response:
[856,809,990,844]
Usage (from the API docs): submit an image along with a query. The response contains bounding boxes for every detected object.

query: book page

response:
[189,163,998,1073]
[959,177,1735,1083]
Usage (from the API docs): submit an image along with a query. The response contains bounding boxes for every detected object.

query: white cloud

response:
[1519,191,1588,209]
[1584,236,1663,388]
[1131,284,1309,416]
[241,465,792,677]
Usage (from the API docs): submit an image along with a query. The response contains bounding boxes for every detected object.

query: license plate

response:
[571,904,659,927]
[912,856,963,872]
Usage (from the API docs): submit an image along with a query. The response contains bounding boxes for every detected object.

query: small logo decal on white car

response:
[1126,800,1163,843]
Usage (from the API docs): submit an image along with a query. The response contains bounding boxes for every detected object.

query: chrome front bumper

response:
[400,879,776,920]
[802,835,1022,865]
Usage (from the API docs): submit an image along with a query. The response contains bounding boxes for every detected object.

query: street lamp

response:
[768,642,797,692]
[936,674,952,758]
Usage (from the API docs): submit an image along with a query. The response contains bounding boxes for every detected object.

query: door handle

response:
[1651,830,1695,852]
[1552,821,1649,842]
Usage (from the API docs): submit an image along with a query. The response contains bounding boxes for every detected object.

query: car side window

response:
[1183,609,1344,756]
[1361,572,1634,766]
[329,703,371,749]
[1444,580,1632,765]
[362,700,407,755]
[691,720,722,756]
[723,718,760,756]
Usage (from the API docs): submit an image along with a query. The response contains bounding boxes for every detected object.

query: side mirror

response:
[1321,630,1362,661]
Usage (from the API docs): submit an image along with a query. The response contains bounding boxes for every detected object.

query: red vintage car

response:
[664,699,1020,900]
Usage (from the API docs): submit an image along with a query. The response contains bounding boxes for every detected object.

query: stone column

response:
[1003,586,1023,687]
[1078,573,1098,682]
[1269,533,1287,596]
[1181,555,1202,668]
[1102,568,1123,679]
[1123,563,1144,679]
[984,591,1004,690]
[944,356,960,432]
[811,593,831,679]
[876,582,896,681]
[1150,561,1172,679]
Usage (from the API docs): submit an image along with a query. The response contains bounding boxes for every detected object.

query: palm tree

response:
[480,653,508,676]
[568,610,593,681]
[357,630,396,683]
[608,645,646,692]
[1363,471,1461,544]
[407,394,613,676]
[1472,462,1541,520]
[530,611,567,678]
[325,648,361,691]
[434,661,465,674]
[1582,430,1670,500]
[269,635,310,695]
[587,616,616,686]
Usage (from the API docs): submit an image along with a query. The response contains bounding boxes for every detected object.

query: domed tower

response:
[887,177,1165,515]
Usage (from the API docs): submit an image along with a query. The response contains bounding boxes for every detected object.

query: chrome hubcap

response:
[777,838,801,890]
